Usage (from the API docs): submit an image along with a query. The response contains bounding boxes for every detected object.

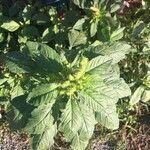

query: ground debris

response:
[0,123,30,150]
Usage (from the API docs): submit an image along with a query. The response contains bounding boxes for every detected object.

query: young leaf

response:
[68,29,87,49]
[110,27,125,42]
[73,18,86,31]
[1,20,20,32]
[141,89,150,102]
[130,86,145,105]
[90,20,99,37]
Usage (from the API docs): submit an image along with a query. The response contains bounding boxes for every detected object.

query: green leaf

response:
[25,104,56,150]
[30,124,56,150]
[72,0,87,8]
[73,18,86,31]
[26,41,62,73]
[10,82,24,100]
[32,13,50,25]
[0,78,7,85]
[42,28,55,43]
[110,27,125,42]
[71,103,95,150]
[60,99,82,134]
[105,77,131,99]
[26,42,60,62]
[95,105,119,130]
[27,83,58,106]
[97,26,110,42]
[1,20,20,32]
[90,42,131,64]
[110,3,121,13]
[60,100,96,150]
[90,20,99,37]
[141,89,150,102]
[130,86,145,105]
[27,83,58,100]
[21,26,39,38]
[68,29,87,49]
[79,91,119,130]
[7,95,34,131]
[132,21,146,38]
[79,74,130,130]
[86,55,112,74]
[4,52,34,74]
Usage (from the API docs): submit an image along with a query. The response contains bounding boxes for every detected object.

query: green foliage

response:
[0,0,150,150]
[2,40,131,149]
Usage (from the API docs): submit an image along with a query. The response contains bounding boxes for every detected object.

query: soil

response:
[125,105,150,150]
[0,123,30,150]
[0,104,150,150]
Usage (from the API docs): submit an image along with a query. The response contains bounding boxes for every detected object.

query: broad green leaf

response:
[73,18,86,30]
[8,1,23,17]
[79,74,130,130]
[68,29,87,49]
[4,52,34,74]
[132,21,146,38]
[142,89,150,102]
[110,3,121,13]
[71,102,96,150]
[90,42,131,64]
[10,83,24,100]
[26,42,62,73]
[32,13,50,25]
[95,104,119,130]
[1,20,20,32]
[7,95,34,131]
[25,105,56,150]
[105,77,131,99]
[27,83,58,106]
[25,104,54,133]
[79,91,119,129]
[26,42,61,62]
[86,55,112,74]
[60,100,82,133]
[27,83,58,100]
[110,27,125,42]
[97,26,110,42]
[30,124,56,150]
[130,86,145,105]
[60,99,96,150]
